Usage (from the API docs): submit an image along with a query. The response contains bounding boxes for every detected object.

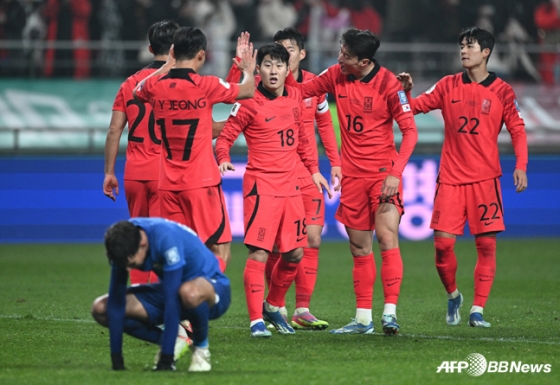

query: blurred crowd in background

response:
[1,0,560,84]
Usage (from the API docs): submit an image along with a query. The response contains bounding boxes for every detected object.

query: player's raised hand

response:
[236,31,251,58]
[219,162,235,175]
[312,172,332,199]
[331,166,342,192]
[234,43,256,73]
[103,174,119,201]
[396,72,413,92]
[381,174,400,199]
[513,169,528,193]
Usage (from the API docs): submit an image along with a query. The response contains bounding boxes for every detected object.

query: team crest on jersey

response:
[304,97,313,107]
[164,247,181,265]
[230,102,241,117]
[293,108,300,122]
[481,99,492,115]
[364,97,373,112]
[170,82,176,89]
[398,90,409,104]
[257,227,266,241]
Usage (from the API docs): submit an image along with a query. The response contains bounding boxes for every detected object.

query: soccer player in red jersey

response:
[226,29,342,331]
[398,27,528,328]
[134,27,257,272]
[215,43,331,337]
[286,28,418,335]
[103,20,179,285]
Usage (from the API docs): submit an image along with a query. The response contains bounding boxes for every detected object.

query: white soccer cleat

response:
[188,346,211,372]
[154,322,193,364]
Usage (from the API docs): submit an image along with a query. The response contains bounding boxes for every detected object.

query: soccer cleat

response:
[469,312,491,328]
[329,318,374,335]
[381,314,400,335]
[188,346,211,372]
[447,293,463,326]
[262,303,295,335]
[154,322,192,364]
[291,311,329,330]
[250,321,272,338]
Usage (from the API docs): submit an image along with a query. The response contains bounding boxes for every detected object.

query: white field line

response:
[2,314,559,346]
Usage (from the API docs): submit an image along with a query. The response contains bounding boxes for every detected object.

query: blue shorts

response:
[128,274,231,325]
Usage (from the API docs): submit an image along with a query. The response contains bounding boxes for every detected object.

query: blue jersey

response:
[107,217,223,356]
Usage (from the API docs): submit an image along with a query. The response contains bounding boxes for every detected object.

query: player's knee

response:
[283,247,303,263]
[179,282,203,309]
[376,231,399,251]
[306,233,321,249]
[91,295,108,326]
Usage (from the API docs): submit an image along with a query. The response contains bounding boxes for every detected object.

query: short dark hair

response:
[340,28,380,62]
[148,20,179,56]
[257,43,290,66]
[459,27,495,62]
[173,27,207,60]
[273,27,305,50]
[104,220,141,269]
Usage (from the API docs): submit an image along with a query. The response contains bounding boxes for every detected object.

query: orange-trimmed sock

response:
[295,247,319,309]
[473,237,496,307]
[352,253,375,309]
[244,259,266,322]
[381,248,403,305]
[266,258,298,307]
[434,237,458,294]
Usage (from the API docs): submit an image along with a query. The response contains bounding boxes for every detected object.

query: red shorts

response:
[431,178,505,236]
[244,194,307,253]
[335,175,404,231]
[299,176,325,227]
[124,179,160,217]
[160,185,232,244]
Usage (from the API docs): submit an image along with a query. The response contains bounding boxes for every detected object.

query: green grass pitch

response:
[1,239,559,384]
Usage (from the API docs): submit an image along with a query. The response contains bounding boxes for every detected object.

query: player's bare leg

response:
[330,228,375,335]
[375,203,402,335]
[291,224,329,330]
[434,230,463,325]
[209,242,231,272]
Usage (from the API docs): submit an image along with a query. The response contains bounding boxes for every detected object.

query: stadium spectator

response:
[257,0,297,40]
[225,28,342,331]
[43,0,92,78]
[91,218,231,372]
[398,27,528,328]
[0,0,27,76]
[286,28,418,336]
[133,27,257,272]
[534,0,560,84]
[103,20,179,285]
[215,43,331,337]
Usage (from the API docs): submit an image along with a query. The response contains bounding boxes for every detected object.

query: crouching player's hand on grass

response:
[312,172,332,199]
[111,353,125,371]
[153,354,176,371]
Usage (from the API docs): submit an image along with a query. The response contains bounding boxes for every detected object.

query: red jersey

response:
[409,72,528,185]
[112,61,164,181]
[135,68,240,191]
[215,83,319,196]
[226,65,341,179]
[288,61,418,179]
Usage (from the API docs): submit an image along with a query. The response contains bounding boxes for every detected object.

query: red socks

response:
[381,248,403,305]
[216,255,227,273]
[352,253,375,309]
[244,259,266,321]
[434,237,458,293]
[266,258,298,307]
[265,252,281,289]
[295,247,319,309]
[473,237,496,307]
